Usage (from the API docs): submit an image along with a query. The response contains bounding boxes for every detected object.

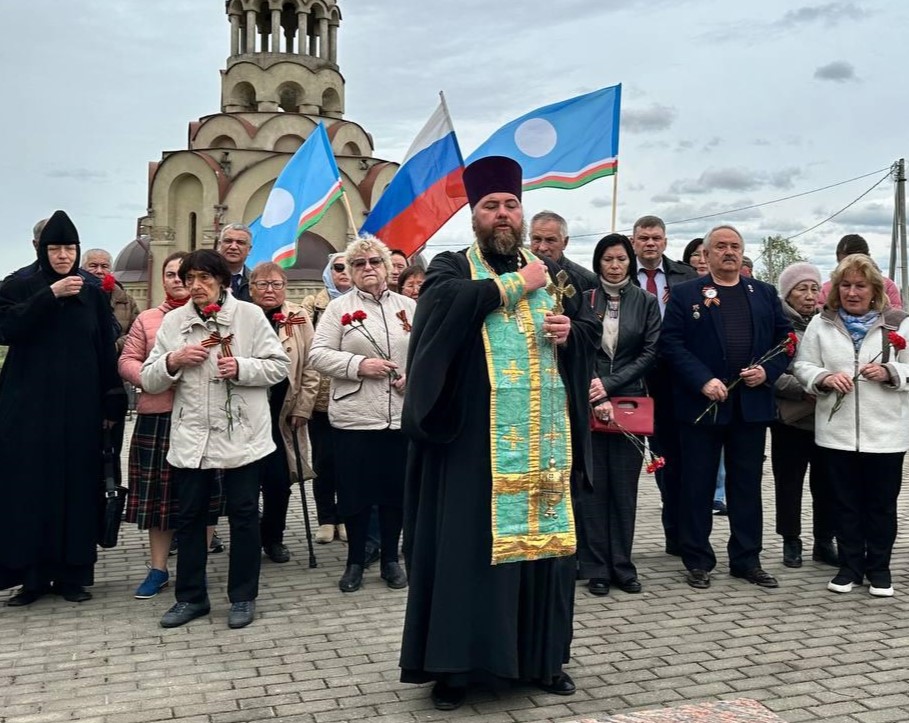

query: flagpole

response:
[611,171,618,232]
[339,186,359,240]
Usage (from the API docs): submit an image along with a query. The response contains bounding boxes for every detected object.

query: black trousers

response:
[770,423,835,540]
[259,444,292,548]
[576,433,642,583]
[825,448,903,585]
[679,420,767,573]
[174,463,261,604]
[345,506,403,567]
[309,411,340,525]
[650,387,683,548]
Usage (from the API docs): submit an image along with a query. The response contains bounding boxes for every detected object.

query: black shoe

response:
[6,586,50,607]
[264,543,290,563]
[363,544,381,569]
[588,578,610,596]
[431,681,467,711]
[617,578,642,594]
[228,600,256,629]
[168,536,178,556]
[160,600,211,628]
[535,672,576,696]
[339,564,364,593]
[55,585,92,603]
[813,539,838,567]
[686,569,711,589]
[665,541,681,557]
[712,500,728,516]
[209,533,224,554]
[731,567,779,588]
[380,561,408,589]
[782,537,803,568]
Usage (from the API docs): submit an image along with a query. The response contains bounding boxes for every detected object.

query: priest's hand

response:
[359,358,398,379]
[519,259,548,293]
[50,275,83,298]
[544,313,571,345]
[166,344,209,373]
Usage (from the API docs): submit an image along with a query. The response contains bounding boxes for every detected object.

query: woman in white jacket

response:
[794,254,909,597]
[142,250,289,629]
[309,235,416,594]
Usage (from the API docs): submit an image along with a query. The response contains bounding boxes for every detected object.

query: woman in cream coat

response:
[794,254,909,598]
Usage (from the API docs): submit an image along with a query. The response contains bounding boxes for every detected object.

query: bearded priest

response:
[399,156,601,710]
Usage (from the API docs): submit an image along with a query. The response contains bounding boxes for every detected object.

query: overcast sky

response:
[1,0,906,281]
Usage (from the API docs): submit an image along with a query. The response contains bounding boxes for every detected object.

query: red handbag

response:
[590,396,654,436]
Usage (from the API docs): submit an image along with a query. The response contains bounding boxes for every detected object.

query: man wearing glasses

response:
[217,224,254,301]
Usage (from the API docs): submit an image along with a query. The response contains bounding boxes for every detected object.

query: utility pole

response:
[895,159,907,302]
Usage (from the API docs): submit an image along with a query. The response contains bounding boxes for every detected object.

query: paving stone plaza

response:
[2,431,908,723]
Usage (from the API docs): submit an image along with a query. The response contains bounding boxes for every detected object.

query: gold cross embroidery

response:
[502,275,522,297]
[502,426,525,451]
[542,428,562,444]
[502,360,526,383]
[545,270,576,315]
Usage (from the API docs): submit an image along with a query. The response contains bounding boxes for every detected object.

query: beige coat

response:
[141,294,290,469]
[274,301,319,481]
[309,288,416,430]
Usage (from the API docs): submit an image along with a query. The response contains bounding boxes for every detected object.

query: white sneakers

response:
[869,585,895,597]
[828,573,895,597]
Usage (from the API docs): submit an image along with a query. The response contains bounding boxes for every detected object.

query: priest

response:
[399,156,601,710]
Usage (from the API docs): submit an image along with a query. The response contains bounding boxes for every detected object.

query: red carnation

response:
[340,313,352,326]
[101,274,117,293]
[202,303,221,318]
[352,310,367,322]
[272,312,286,324]
[888,331,907,351]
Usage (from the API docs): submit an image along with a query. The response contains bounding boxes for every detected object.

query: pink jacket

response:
[118,301,180,414]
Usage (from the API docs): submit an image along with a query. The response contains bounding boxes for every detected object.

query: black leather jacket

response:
[584,282,661,397]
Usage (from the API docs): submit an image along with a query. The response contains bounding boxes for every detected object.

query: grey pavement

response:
[2,433,909,723]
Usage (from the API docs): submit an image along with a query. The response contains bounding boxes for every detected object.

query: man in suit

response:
[629,215,698,556]
[217,223,253,301]
[660,225,792,590]
[530,210,598,293]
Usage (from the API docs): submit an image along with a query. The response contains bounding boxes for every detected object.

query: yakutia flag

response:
[466,84,622,191]
[248,123,343,268]
[360,101,467,257]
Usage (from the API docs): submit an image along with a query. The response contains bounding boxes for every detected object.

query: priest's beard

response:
[474,219,527,256]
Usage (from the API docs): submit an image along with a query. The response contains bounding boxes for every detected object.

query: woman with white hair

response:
[309,236,416,593]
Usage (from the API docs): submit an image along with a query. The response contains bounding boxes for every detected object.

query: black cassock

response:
[0,267,122,590]
[399,249,600,687]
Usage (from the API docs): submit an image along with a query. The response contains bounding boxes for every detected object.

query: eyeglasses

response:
[252,280,286,290]
[332,264,346,273]
[350,257,384,269]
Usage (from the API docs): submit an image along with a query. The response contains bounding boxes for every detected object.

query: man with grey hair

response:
[661,225,792,591]
[217,223,254,301]
[529,210,597,292]
[82,248,140,355]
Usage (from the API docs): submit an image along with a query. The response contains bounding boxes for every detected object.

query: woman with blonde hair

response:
[795,254,909,597]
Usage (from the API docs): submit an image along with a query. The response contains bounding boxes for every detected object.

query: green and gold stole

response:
[467,244,576,565]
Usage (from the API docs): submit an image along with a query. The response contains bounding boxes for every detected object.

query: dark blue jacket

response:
[660,274,793,425]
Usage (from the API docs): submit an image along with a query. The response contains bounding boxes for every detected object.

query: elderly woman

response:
[397,265,426,300]
[0,211,125,605]
[142,249,289,628]
[583,233,661,596]
[772,263,836,569]
[249,262,319,563]
[302,253,351,544]
[309,235,416,593]
[794,254,909,597]
[682,237,709,277]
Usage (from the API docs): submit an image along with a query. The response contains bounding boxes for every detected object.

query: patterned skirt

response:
[125,413,223,530]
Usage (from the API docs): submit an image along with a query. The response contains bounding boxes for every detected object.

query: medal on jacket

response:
[692,303,701,320]
[702,286,720,307]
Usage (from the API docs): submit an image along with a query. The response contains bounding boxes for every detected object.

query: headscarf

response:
[321,252,350,300]
[37,210,80,282]
[838,308,879,350]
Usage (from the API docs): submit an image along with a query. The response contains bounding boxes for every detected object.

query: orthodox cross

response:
[545,270,576,315]
[502,426,525,451]
[501,360,526,383]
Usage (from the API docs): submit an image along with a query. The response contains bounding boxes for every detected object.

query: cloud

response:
[590,196,613,209]
[668,166,803,195]
[814,60,858,82]
[829,201,894,230]
[45,168,109,181]
[773,3,870,30]
[622,104,677,133]
[651,193,680,203]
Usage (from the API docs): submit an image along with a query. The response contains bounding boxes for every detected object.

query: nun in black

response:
[0,210,125,605]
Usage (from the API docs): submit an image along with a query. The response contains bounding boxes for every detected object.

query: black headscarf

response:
[37,210,81,282]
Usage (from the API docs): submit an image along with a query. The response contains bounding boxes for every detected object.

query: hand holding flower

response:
[822,372,854,394]
[860,363,890,383]
[358,358,398,379]
[216,353,239,380]
[739,364,767,387]
[701,378,728,402]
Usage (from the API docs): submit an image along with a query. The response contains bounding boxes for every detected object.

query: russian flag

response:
[360,101,467,257]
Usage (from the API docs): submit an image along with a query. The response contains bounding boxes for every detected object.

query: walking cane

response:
[292,431,318,568]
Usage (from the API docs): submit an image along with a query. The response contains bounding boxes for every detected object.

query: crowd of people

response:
[0,155,906,711]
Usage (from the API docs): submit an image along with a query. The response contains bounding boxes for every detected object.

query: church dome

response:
[113,238,150,282]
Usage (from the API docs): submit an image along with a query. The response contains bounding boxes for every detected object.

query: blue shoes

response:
[135,568,169,599]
